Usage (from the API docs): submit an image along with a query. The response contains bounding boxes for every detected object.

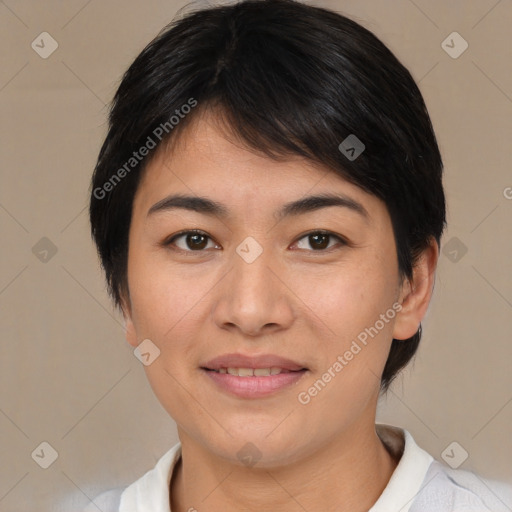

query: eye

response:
[292,230,347,251]
[163,229,347,253]
[164,230,220,252]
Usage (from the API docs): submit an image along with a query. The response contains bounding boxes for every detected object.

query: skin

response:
[122,109,439,512]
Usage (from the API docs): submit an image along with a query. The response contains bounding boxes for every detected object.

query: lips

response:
[201,353,309,398]
[201,353,307,373]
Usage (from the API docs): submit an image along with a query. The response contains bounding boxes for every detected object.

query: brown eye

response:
[186,233,208,250]
[309,233,330,250]
[294,231,346,251]
[166,230,218,251]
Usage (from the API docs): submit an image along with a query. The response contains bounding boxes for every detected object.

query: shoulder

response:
[82,487,124,512]
[411,459,512,512]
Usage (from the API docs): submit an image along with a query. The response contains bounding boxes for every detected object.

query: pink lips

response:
[202,353,306,372]
[201,353,308,399]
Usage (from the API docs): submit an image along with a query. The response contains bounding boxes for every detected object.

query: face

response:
[123,111,418,467]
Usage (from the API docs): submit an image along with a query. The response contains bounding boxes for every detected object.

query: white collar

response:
[370,424,433,512]
[119,423,433,512]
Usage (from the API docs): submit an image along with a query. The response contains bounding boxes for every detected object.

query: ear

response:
[392,238,439,340]
[120,294,139,348]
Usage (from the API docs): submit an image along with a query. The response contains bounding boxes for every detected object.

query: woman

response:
[87,0,511,510]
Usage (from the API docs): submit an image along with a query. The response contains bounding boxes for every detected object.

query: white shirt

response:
[84,423,512,512]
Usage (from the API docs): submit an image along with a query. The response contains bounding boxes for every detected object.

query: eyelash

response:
[162,229,348,255]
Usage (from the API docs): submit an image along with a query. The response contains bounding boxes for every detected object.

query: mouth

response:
[202,367,305,376]
[200,353,309,398]
[202,352,308,372]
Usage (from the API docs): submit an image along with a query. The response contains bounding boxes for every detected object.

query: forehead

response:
[133,111,386,222]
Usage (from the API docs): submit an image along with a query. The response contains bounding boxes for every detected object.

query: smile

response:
[207,367,298,376]
[202,367,308,398]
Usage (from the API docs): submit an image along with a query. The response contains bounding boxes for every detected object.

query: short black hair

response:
[89,0,446,393]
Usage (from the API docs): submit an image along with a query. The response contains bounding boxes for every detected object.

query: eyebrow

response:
[147,192,369,221]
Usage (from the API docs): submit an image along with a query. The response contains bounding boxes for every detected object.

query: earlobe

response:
[392,239,439,341]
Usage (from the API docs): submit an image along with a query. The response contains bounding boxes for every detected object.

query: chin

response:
[201,428,311,469]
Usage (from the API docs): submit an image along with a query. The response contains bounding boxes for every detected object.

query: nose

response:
[212,243,295,338]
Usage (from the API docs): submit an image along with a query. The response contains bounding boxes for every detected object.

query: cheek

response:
[126,252,209,412]
[127,247,218,347]
[295,258,399,408]
[292,260,398,417]
[294,255,398,342]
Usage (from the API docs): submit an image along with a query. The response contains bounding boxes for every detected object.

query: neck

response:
[170,419,398,512]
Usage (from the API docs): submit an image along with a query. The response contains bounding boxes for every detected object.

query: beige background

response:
[1,0,511,510]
